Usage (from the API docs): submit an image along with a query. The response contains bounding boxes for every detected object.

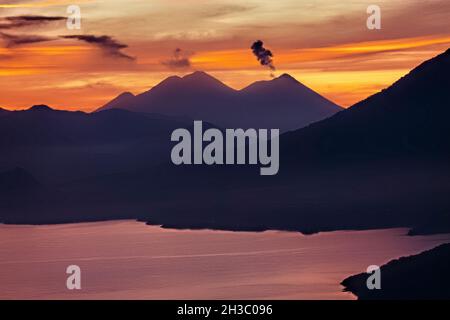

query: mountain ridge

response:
[96,72,342,132]
[280,47,450,163]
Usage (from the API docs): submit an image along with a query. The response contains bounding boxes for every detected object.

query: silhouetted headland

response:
[342,243,450,299]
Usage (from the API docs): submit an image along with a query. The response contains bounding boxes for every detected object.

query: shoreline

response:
[0,216,426,237]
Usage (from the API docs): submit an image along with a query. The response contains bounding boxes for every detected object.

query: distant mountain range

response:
[97,71,342,132]
[1,49,450,236]
[0,106,191,183]
[0,105,187,147]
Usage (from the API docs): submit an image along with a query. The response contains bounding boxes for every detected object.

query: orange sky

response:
[1,0,450,111]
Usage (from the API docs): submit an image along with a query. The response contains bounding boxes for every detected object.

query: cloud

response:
[161,48,192,69]
[0,31,55,47]
[0,15,65,30]
[60,35,135,60]
[0,29,135,62]
[0,15,61,48]
[200,4,256,18]
[251,40,275,76]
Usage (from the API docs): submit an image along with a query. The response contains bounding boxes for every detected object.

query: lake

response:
[0,220,448,299]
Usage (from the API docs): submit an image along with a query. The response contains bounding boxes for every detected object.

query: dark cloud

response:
[60,35,135,60]
[0,15,65,30]
[0,29,135,62]
[0,32,55,47]
[0,15,62,48]
[161,48,192,69]
[251,40,275,76]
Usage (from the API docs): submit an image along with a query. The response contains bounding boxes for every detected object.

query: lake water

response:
[0,220,448,299]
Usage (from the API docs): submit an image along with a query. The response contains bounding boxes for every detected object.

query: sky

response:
[0,0,449,111]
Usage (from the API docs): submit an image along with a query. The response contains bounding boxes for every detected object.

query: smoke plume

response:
[251,40,275,77]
